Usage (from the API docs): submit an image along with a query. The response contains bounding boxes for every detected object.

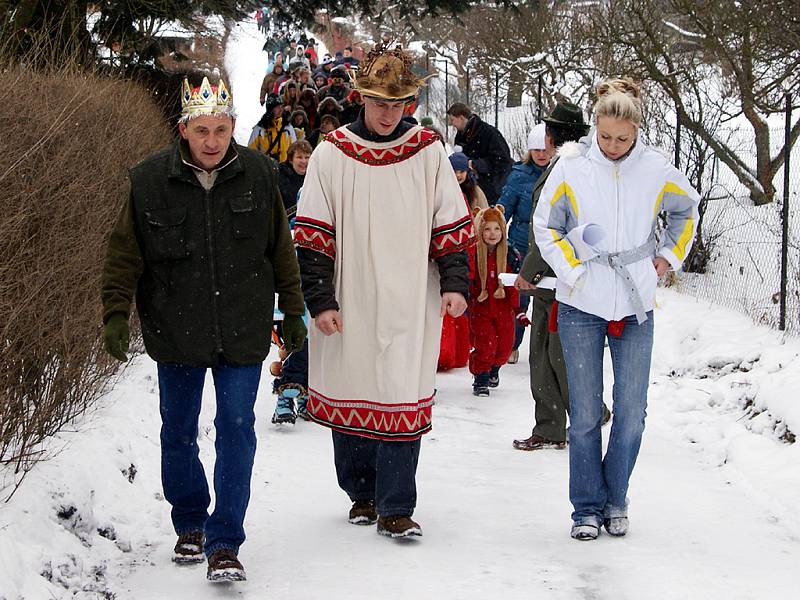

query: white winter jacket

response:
[532,131,700,322]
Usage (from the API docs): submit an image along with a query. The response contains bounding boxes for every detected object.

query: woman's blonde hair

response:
[594,78,643,126]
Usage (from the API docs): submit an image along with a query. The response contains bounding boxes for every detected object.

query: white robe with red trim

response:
[294,125,474,441]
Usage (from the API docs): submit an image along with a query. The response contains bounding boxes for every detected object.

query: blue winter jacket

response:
[497,161,546,253]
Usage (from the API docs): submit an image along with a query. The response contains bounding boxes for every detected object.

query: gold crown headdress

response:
[349,41,433,101]
[179,76,235,122]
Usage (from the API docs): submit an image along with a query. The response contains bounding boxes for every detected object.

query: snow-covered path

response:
[103,293,799,600]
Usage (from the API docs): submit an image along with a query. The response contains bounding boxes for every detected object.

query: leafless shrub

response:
[0,50,170,500]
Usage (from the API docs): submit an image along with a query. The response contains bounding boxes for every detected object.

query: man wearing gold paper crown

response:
[100,77,306,581]
[295,43,474,538]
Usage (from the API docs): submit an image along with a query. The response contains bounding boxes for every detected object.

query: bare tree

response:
[587,0,800,205]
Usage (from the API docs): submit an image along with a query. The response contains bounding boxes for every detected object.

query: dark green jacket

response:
[519,158,558,301]
[101,140,304,367]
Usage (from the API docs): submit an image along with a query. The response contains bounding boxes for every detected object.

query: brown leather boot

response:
[512,434,566,451]
[207,548,246,582]
[348,500,377,525]
[172,530,204,564]
[377,515,422,538]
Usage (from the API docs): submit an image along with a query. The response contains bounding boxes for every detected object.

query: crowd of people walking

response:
[99,20,700,583]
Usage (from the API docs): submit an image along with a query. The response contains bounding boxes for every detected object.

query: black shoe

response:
[348,500,377,525]
[172,530,205,564]
[377,515,422,538]
[473,385,490,397]
[207,548,246,582]
[487,366,500,388]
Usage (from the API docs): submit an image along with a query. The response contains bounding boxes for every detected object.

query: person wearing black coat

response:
[277,140,312,219]
[447,102,513,205]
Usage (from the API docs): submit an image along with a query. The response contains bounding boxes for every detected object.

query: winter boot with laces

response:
[295,390,310,421]
[272,387,298,424]
[172,530,205,564]
[207,548,246,582]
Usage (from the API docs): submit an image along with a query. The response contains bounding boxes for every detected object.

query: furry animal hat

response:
[473,205,509,302]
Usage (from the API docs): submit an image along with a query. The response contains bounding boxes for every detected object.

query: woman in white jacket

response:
[532,78,699,541]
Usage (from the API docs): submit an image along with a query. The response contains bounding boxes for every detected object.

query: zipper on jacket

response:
[204,188,224,355]
[612,164,620,319]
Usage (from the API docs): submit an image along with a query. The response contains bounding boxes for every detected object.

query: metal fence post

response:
[466,68,470,106]
[444,61,449,129]
[537,74,543,122]
[494,72,499,127]
[425,55,430,117]
[780,92,791,331]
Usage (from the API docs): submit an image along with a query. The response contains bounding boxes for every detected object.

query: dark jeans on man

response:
[157,357,261,557]
[331,431,421,517]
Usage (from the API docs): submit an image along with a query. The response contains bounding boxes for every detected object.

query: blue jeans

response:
[557,303,653,526]
[332,431,421,516]
[157,358,262,557]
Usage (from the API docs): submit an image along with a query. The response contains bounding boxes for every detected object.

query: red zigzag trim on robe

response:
[307,389,433,441]
[294,216,336,259]
[326,127,440,165]
[430,215,476,258]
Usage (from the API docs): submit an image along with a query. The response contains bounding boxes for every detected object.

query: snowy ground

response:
[1,289,799,599]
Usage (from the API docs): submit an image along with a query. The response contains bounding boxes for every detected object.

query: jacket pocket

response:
[229,193,256,239]
[143,207,189,261]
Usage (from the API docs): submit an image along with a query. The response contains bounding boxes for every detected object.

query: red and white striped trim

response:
[326,128,440,166]
[430,215,476,258]
[307,388,433,441]
[294,217,336,259]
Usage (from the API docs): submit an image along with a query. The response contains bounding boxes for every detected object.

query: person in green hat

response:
[513,101,610,451]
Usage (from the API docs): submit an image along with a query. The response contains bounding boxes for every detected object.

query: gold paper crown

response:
[349,42,433,101]
[180,76,234,122]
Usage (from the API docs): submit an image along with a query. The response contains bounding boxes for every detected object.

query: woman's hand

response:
[653,257,670,278]
[315,309,343,336]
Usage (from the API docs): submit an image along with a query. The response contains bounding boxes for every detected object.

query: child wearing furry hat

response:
[468,205,522,396]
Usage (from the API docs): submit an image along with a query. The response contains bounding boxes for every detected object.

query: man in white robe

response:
[295,43,474,538]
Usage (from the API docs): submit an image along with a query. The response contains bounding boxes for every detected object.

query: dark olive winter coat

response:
[101,140,304,367]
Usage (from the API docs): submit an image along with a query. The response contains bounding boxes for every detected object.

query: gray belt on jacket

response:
[586,237,657,325]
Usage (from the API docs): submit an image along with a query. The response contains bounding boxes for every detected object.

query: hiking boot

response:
[348,500,377,525]
[604,516,629,537]
[507,349,519,364]
[512,434,566,451]
[207,548,246,582]
[272,387,297,424]
[487,365,500,388]
[173,530,205,564]
[377,515,422,538]
[296,393,310,421]
[473,372,490,396]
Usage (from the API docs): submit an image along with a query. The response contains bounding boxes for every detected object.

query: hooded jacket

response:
[532,131,700,322]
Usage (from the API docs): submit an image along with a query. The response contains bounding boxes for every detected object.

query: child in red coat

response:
[468,205,521,396]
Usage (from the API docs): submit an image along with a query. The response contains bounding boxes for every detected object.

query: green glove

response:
[282,314,307,354]
[103,313,130,362]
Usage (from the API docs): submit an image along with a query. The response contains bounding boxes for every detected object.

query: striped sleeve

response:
[532,161,586,287]
[653,168,700,271]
